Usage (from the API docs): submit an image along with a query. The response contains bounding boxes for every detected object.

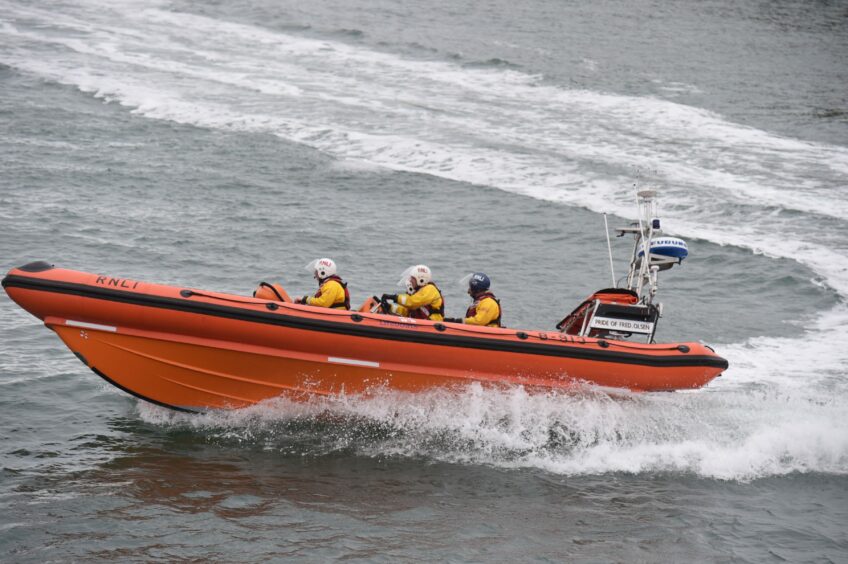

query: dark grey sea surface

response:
[1,0,847,561]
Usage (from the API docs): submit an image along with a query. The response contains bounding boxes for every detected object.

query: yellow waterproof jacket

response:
[306,278,349,309]
[464,295,501,327]
[391,283,444,321]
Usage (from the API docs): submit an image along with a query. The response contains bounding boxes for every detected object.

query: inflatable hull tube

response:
[2,264,728,412]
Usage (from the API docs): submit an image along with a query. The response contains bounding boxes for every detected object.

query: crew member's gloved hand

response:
[297,296,309,305]
[443,317,463,324]
[381,293,398,302]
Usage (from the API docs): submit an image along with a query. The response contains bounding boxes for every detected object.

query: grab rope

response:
[180,289,267,305]
[180,290,688,351]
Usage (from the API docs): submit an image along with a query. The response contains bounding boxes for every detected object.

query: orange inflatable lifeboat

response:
[2,259,727,412]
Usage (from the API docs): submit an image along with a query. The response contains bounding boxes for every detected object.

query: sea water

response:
[1,0,847,560]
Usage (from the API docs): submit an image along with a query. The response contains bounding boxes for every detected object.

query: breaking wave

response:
[137,372,848,481]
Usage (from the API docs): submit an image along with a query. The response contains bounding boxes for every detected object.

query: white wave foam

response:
[136,378,848,481]
[3,4,845,267]
[718,305,848,389]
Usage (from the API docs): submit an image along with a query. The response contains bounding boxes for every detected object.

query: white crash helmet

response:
[305,258,337,281]
[397,264,432,293]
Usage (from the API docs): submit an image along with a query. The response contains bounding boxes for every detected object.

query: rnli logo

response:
[95,276,140,289]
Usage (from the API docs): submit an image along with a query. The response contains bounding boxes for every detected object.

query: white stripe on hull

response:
[65,320,117,332]
[327,356,380,368]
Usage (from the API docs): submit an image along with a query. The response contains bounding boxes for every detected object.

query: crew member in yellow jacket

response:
[296,258,350,309]
[381,264,445,321]
[445,272,502,327]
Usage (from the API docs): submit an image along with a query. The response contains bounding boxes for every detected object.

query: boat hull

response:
[2,263,729,411]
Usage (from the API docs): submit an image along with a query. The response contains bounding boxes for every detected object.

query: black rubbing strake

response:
[73,351,89,367]
[90,367,198,413]
[2,274,730,370]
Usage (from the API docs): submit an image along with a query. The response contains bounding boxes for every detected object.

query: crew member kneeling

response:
[297,258,350,310]
[446,272,501,327]
[381,264,444,321]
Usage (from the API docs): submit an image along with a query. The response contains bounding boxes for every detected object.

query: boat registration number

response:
[589,316,654,334]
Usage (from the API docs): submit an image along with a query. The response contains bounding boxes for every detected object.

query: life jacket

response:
[408,283,445,320]
[314,275,350,310]
[465,292,502,327]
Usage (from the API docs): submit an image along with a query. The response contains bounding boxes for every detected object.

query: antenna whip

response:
[603,213,616,287]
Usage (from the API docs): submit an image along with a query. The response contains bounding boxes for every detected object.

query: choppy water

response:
[2,0,847,561]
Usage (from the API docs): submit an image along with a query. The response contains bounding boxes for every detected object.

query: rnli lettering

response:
[95,276,140,289]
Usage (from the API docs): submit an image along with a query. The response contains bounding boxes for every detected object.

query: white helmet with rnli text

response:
[305,258,337,281]
[397,264,432,293]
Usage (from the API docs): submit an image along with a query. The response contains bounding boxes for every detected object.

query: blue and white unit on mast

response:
[617,190,688,306]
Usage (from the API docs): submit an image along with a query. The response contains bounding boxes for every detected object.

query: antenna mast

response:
[603,214,616,287]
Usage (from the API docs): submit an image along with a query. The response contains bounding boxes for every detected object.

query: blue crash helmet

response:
[459,272,491,293]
